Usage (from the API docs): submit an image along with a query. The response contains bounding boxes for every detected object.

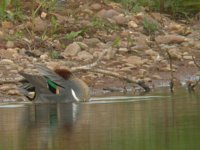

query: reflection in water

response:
[1,88,200,150]
[0,103,80,150]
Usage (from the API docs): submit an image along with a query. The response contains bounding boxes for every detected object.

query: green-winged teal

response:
[19,64,90,102]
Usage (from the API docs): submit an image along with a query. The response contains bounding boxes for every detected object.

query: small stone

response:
[106,48,117,59]
[77,42,89,50]
[90,3,102,10]
[6,41,15,48]
[8,89,21,96]
[40,54,49,60]
[125,56,143,66]
[168,48,182,60]
[152,75,162,80]
[128,21,138,28]
[145,49,158,56]
[155,35,187,44]
[138,69,147,76]
[77,51,93,61]
[0,59,14,65]
[83,38,100,47]
[144,77,152,82]
[119,48,128,52]
[0,84,16,91]
[31,17,48,32]
[113,15,127,25]
[97,9,120,19]
[62,42,81,57]
[41,12,47,19]
[1,21,13,29]
[188,61,195,66]
[183,55,193,60]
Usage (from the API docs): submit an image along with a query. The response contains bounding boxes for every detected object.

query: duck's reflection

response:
[27,103,81,150]
[30,103,80,128]
[0,103,81,150]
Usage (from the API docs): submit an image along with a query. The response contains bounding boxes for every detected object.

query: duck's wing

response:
[19,72,52,94]
[35,64,67,87]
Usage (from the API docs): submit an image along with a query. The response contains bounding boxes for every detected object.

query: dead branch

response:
[71,49,108,71]
[192,56,200,69]
[69,47,151,92]
[71,65,150,92]
[166,50,174,93]
[187,79,200,92]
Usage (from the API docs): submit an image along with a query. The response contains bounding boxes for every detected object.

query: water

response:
[0,88,200,150]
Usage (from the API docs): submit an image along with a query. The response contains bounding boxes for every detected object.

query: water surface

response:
[0,88,200,150]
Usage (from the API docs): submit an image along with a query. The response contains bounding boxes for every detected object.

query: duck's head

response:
[49,68,90,102]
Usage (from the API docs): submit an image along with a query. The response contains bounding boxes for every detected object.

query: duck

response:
[19,64,90,102]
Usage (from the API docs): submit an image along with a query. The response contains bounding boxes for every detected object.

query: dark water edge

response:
[0,87,200,150]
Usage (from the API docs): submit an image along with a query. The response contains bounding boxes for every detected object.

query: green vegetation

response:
[92,17,119,32]
[49,50,60,59]
[112,37,121,48]
[141,18,159,35]
[0,0,24,21]
[111,0,200,17]
[64,31,83,40]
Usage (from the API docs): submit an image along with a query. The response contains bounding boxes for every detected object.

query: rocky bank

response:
[0,0,200,102]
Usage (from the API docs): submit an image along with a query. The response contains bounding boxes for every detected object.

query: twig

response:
[71,49,108,71]
[69,48,150,92]
[71,66,150,92]
[192,56,200,69]
[166,50,174,93]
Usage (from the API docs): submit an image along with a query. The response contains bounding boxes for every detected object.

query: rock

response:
[0,59,14,65]
[41,12,47,19]
[168,48,182,59]
[128,21,138,28]
[155,35,187,44]
[145,49,158,57]
[6,41,15,48]
[119,48,128,52]
[167,23,184,32]
[97,9,107,18]
[62,42,81,57]
[77,51,93,61]
[106,48,117,59]
[193,41,200,49]
[150,13,162,22]
[8,89,21,96]
[30,17,49,32]
[97,9,120,19]
[188,61,195,66]
[90,3,102,10]
[113,15,127,25]
[138,69,147,76]
[144,77,152,82]
[152,75,162,80]
[1,21,14,29]
[104,9,120,18]
[0,84,17,91]
[40,54,49,60]
[76,42,89,50]
[83,38,100,47]
[183,55,193,60]
[125,56,144,66]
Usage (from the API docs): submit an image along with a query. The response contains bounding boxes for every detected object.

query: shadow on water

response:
[1,88,200,150]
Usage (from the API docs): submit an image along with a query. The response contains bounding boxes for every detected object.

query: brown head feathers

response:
[54,68,72,80]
